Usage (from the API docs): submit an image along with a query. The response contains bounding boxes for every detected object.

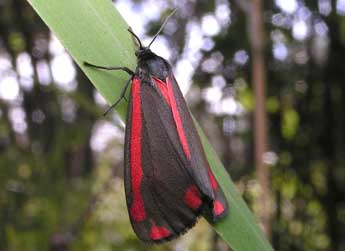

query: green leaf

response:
[27,0,137,117]
[26,0,273,250]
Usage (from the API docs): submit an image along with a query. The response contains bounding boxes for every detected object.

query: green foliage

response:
[266,97,280,113]
[281,108,299,140]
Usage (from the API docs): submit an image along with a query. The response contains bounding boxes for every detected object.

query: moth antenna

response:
[147,8,177,48]
[128,28,143,49]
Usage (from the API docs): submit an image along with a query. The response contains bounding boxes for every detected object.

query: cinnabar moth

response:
[84,10,228,243]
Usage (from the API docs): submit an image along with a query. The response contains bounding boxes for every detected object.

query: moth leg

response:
[83,61,134,115]
[83,61,134,76]
[103,76,133,116]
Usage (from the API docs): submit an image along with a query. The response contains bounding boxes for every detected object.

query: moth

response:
[84,10,228,242]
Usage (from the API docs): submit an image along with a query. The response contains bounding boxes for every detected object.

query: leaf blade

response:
[28,0,136,116]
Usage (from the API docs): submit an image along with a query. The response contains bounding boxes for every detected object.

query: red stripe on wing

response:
[129,77,146,222]
[166,77,191,159]
[152,76,191,159]
[207,167,218,190]
[152,77,171,106]
[208,167,227,217]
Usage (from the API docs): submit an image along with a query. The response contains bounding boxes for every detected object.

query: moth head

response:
[135,47,153,59]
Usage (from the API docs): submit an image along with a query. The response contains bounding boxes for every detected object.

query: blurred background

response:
[0,0,344,250]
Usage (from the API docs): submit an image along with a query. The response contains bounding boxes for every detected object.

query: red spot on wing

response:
[150,225,171,241]
[213,200,225,216]
[166,77,191,159]
[184,185,202,210]
[207,167,218,190]
[129,77,146,222]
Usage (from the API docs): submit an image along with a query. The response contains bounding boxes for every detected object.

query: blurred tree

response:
[248,0,272,238]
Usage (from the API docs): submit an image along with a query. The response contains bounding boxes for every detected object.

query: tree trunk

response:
[249,0,272,239]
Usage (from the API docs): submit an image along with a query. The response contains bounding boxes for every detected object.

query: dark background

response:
[0,0,344,250]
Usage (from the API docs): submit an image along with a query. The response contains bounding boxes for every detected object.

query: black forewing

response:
[166,70,229,222]
[124,80,206,242]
